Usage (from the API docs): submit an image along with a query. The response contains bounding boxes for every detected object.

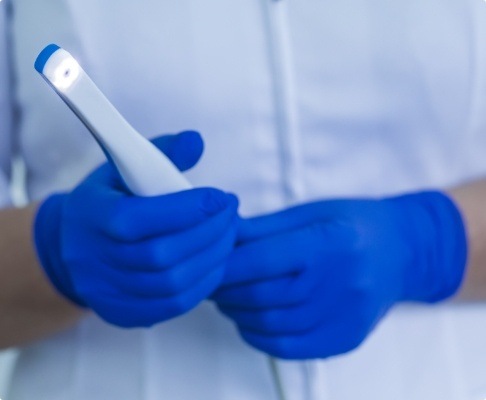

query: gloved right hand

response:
[34,131,239,328]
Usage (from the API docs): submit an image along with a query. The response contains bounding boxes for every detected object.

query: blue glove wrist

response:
[395,191,468,303]
[34,193,86,307]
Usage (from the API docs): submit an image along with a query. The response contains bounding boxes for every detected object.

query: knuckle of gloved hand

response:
[144,243,175,270]
[94,297,159,328]
[347,276,374,304]
[60,240,78,266]
[254,311,279,333]
[241,330,295,359]
[105,311,152,329]
[124,305,173,328]
[103,314,139,329]
[267,337,295,359]
[159,271,188,297]
[71,283,90,303]
[166,292,197,318]
[60,236,91,270]
[345,285,374,324]
[73,277,104,308]
[198,189,235,218]
[245,285,269,306]
[104,200,136,241]
[310,220,362,253]
[296,312,320,333]
[295,275,319,303]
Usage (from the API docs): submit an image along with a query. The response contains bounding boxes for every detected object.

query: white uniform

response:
[2,0,486,399]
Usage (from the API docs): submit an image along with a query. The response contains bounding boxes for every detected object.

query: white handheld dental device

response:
[34,44,191,196]
[35,44,287,400]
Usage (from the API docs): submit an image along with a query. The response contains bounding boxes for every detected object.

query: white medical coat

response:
[1,0,486,399]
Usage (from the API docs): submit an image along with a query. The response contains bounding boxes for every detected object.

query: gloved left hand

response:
[213,191,467,359]
[34,131,240,328]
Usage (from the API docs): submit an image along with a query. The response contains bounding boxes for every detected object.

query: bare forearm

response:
[0,204,84,349]
[448,180,486,300]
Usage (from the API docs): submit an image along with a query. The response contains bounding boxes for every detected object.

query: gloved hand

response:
[35,131,239,328]
[213,191,467,359]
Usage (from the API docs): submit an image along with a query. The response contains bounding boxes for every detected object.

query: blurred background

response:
[0,351,16,393]
[0,158,28,394]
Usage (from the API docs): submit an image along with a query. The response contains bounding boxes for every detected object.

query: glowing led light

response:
[50,57,80,90]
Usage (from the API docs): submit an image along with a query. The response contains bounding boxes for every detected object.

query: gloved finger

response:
[220,230,309,286]
[216,276,348,334]
[100,199,238,269]
[238,200,349,243]
[72,131,203,195]
[81,265,226,328]
[221,223,351,286]
[150,130,204,172]
[212,275,312,310]
[96,225,237,298]
[239,316,367,360]
[213,255,346,310]
[218,302,324,335]
[98,188,238,242]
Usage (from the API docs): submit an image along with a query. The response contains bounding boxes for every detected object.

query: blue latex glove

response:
[213,191,467,359]
[35,131,239,328]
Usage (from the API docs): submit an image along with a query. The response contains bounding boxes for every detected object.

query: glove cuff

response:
[396,191,468,303]
[34,194,86,307]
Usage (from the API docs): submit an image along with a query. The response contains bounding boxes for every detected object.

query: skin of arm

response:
[449,180,486,301]
[0,203,85,350]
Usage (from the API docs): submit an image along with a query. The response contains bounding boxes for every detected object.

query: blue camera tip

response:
[34,44,61,73]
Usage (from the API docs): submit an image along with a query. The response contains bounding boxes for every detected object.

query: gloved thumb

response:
[151,130,204,172]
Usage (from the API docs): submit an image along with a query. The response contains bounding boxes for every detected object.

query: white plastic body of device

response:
[35,44,192,196]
